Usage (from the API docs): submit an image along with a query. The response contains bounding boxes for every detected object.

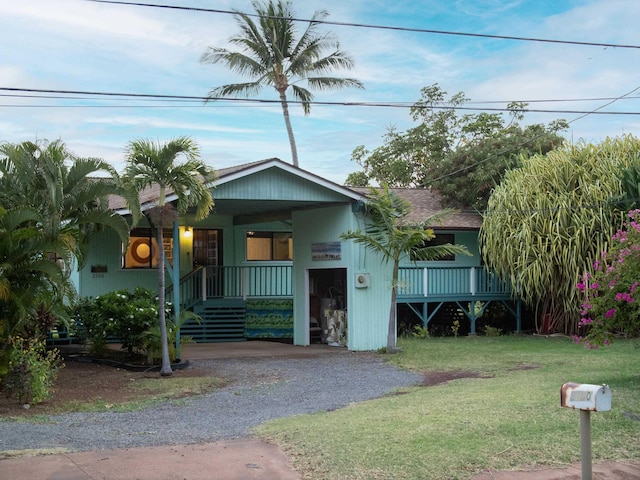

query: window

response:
[246,231,292,261]
[123,228,173,268]
[422,233,455,261]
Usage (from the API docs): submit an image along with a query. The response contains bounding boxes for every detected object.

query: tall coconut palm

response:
[200,0,364,167]
[124,137,215,376]
[340,186,470,351]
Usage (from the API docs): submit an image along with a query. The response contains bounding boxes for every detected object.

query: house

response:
[72,158,519,351]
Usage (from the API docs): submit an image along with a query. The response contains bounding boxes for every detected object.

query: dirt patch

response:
[421,370,493,386]
[0,359,212,418]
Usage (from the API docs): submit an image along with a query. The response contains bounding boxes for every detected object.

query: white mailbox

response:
[560,382,611,412]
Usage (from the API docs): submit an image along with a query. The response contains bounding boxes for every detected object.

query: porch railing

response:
[397,266,512,298]
[169,265,512,308]
[170,265,293,308]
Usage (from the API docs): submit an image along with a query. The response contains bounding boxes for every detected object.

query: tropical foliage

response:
[201,0,363,167]
[124,136,215,376]
[480,135,640,334]
[576,209,640,347]
[0,140,136,390]
[71,288,198,364]
[346,84,567,211]
[340,186,470,350]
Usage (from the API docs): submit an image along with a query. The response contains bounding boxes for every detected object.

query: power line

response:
[87,0,640,50]
[3,87,640,115]
[429,86,640,184]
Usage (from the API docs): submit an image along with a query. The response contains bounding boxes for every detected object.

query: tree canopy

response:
[480,135,640,335]
[346,84,567,211]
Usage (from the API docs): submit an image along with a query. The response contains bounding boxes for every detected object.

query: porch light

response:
[183,227,192,238]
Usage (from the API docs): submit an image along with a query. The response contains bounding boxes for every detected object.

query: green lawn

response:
[256,336,640,480]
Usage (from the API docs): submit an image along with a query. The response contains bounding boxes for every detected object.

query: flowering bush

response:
[71,288,170,360]
[575,209,640,347]
[3,336,64,405]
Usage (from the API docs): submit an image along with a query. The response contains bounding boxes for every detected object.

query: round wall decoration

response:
[131,238,152,264]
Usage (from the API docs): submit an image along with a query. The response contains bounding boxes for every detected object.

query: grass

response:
[255,335,640,480]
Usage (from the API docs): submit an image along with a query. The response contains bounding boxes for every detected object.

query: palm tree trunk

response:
[157,221,173,376]
[279,92,299,168]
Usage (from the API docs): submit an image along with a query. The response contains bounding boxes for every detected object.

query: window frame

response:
[422,232,456,262]
[245,231,293,261]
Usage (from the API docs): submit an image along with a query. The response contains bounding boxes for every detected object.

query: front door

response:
[193,229,223,296]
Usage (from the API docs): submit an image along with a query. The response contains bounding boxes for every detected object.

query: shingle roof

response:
[351,187,482,230]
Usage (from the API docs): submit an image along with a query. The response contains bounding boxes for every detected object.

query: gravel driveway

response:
[0,352,421,453]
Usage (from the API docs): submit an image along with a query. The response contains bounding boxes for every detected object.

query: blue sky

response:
[1,0,639,184]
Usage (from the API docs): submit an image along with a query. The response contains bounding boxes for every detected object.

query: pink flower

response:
[615,292,634,303]
[605,308,616,318]
[578,317,594,327]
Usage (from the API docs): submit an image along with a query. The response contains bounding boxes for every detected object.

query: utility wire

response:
[87,0,640,51]
[2,87,640,115]
[429,86,640,185]
[3,91,640,109]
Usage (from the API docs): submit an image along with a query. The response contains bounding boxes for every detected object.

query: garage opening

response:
[308,268,347,346]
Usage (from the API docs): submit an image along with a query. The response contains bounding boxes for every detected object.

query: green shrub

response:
[3,336,64,405]
[411,324,430,339]
[483,325,503,337]
[72,288,165,359]
[143,311,199,364]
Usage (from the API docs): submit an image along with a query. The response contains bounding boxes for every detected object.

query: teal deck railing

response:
[170,265,293,308]
[170,265,512,308]
[397,266,512,299]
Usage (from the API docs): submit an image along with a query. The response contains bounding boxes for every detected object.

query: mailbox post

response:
[560,382,612,480]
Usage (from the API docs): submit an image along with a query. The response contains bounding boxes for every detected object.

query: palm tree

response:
[124,137,215,376]
[0,140,138,339]
[0,140,136,268]
[200,0,364,167]
[0,205,72,377]
[340,186,470,351]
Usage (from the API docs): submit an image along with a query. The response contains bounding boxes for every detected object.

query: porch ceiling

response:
[212,198,351,224]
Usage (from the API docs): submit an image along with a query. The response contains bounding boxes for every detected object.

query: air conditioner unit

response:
[355,272,370,289]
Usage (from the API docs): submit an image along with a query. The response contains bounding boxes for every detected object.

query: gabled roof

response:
[109,158,481,229]
[110,158,364,215]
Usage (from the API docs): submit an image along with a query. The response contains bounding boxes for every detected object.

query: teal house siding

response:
[292,205,392,351]
[76,228,158,298]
